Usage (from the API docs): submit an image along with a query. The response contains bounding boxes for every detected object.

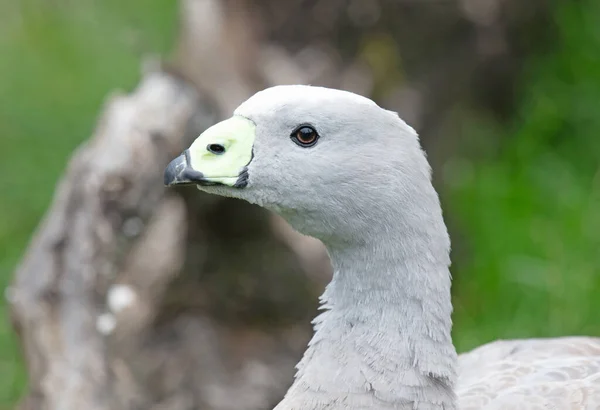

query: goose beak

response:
[163,150,218,186]
[164,116,255,188]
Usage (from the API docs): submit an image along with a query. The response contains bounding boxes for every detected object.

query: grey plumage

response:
[167,85,600,409]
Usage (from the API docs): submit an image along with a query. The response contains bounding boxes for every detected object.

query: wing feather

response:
[457,337,600,409]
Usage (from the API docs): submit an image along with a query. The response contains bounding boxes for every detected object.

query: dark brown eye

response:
[291,125,319,147]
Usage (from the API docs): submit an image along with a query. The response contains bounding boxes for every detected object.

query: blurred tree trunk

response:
[9,0,552,409]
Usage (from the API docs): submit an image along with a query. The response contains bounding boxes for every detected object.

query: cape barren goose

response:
[164,85,600,409]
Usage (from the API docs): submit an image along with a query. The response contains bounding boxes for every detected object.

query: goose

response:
[164,85,600,409]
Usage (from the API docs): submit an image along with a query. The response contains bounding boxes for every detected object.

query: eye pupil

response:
[292,125,319,147]
[298,128,314,141]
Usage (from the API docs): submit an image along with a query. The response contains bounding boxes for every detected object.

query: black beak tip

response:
[164,152,212,187]
[164,153,188,186]
[163,159,177,186]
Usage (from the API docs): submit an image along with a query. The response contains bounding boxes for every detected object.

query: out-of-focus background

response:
[1,0,599,409]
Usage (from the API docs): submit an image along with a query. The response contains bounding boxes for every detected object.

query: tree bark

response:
[9,68,208,410]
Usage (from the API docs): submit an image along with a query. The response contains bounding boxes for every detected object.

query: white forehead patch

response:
[234,85,378,118]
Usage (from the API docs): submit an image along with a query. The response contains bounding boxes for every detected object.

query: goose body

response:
[458,337,600,409]
[164,85,600,409]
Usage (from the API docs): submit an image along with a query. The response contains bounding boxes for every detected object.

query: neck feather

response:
[276,193,458,409]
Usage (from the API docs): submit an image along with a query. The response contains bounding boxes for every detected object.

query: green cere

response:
[187,116,256,186]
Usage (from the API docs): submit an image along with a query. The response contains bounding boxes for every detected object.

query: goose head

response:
[164,86,457,409]
[164,85,435,245]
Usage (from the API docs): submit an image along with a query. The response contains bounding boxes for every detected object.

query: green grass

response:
[0,0,177,405]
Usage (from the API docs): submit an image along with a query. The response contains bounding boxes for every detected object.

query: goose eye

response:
[291,125,319,147]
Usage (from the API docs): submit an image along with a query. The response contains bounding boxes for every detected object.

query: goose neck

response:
[278,226,458,409]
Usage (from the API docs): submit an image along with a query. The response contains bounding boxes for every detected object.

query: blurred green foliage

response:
[0,0,598,407]
[449,0,600,351]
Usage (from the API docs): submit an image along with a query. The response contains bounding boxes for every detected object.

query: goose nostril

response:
[207,143,226,155]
